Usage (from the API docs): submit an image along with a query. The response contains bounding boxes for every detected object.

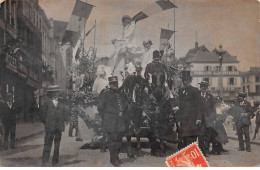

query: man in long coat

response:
[198,81,216,156]
[230,92,254,152]
[40,85,69,166]
[176,71,204,148]
[97,76,129,167]
[0,93,17,150]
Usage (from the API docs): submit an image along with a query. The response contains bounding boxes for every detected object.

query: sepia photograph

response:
[0,0,260,167]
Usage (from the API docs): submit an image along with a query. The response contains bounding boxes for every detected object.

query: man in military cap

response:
[176,71,204,149]
[41,85,69,166]
[198,81,216,156]
[231,92,254,152]
[97,76,129,167]
[144,50,167,84]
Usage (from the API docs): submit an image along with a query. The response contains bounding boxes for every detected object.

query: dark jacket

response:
[201,92,216,128]
[144,61,167,82]
[40,97,68,132]
[97,88,128,133]
[176,85,204,137]
[0,100,17,126]
[229,100,254,126]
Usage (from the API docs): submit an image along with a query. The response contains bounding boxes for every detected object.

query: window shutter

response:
[234,77,237,85]
[218,78,221,86]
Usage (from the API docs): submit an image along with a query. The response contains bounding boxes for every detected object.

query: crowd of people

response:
[1,44,260,167]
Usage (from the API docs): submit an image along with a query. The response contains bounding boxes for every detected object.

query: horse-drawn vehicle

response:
[119,55,182,156]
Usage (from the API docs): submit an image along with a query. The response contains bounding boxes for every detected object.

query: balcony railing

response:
[191,71,240,76]
[5,53,40,86]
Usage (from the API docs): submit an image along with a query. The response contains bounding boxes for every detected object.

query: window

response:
[228,66,233,71]
[229,78,234,85]
[243,86,245,93]
[243,77,245,84]
[205,66,211,71]
[216,66,221,71]
[256,85,260,93]
[256,75,260,83]
[247,77,249,83]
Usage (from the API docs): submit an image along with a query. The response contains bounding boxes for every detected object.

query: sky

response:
[39,0,260,71]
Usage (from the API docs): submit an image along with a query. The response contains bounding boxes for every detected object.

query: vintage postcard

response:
[0,0,260,167]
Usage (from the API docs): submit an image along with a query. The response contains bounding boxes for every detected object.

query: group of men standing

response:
[177,72,257,156]
[97,57,257,166]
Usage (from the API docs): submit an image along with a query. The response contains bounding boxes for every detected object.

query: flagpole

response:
[94,19,96,49]
[83,18,86,55]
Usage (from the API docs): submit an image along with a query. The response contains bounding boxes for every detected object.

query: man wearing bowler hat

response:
[231,92,254,152]
[176,71,204,149]
[198,80,216,156]
[41,85,69,166]
[97,76,129,166]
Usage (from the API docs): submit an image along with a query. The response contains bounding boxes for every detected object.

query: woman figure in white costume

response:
[108,15,137,86]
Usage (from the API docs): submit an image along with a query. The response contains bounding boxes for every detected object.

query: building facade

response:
[241,67,260,105]
[0,0,42,121]
[49,19,68,94]
[180,42,241,101]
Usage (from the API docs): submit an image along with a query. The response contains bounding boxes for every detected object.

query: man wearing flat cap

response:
[40,85,69,166]
[97,76,129,166]
[176,71,204,149]
[229,92,254,152]
[198,81,216,156]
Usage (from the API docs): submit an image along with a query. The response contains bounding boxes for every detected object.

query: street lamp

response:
[215,44,226,98]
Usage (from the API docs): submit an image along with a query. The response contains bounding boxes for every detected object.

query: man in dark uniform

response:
[144,50,167,84]
[176,71,204,149]
[198,81,216,156]
[40,85,69,166]
[1,93,17,150]
[97,76,129,167]
[231,92,254,152]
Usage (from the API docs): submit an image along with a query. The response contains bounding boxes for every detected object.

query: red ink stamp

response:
[166,142,209,167]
